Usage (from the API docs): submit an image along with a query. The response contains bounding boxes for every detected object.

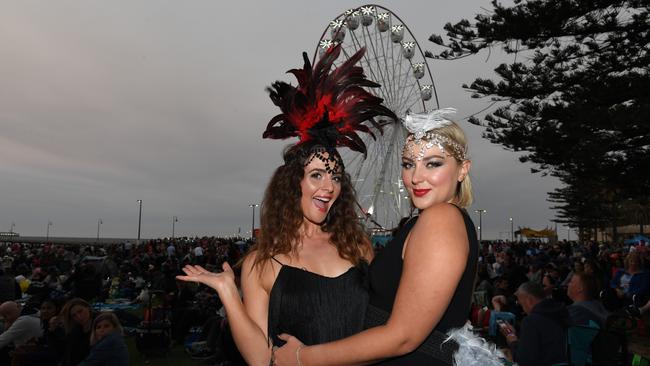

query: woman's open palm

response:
[176,262,235,293]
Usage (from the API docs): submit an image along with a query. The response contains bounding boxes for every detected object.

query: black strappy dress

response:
[365,206,479,365]
[267,258,369,346]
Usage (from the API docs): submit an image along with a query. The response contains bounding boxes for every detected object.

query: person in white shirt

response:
[193,245,204,264]
[167,243,176,258]
[0,301,43,349]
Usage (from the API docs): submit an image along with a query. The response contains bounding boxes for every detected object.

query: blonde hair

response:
[61,298,92,334]
[411,120,473,208]
[625,251,644,271]
[90,312,124,345]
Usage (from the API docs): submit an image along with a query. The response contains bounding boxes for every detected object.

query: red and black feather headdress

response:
[263,45,396,156]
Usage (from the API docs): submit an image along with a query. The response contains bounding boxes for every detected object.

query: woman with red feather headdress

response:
[177,44,395,366]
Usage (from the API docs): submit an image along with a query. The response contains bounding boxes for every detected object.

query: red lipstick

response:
[413,189,431,197]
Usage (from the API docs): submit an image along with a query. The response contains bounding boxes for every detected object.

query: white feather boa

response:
[445,323,514,366]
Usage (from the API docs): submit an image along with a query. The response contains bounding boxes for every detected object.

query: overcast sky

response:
[0,0,571,240]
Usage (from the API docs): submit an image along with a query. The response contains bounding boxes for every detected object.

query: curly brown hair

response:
[251,141,371,273]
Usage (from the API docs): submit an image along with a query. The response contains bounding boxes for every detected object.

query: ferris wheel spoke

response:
[406,59,428,112]
[347,29,365,55]
[348,31,379,85]
[386,30,407,112]
[406,81,426,111]
[338,44,354,61]
[395,66,416,114]
[361,26,392,107]
[402,84,421,111]
[356,28,396,109]
[404,95,425,116]
[387,26,398,107]
[373,27,397,106]
[381,21,399,105]
[361,25,387,87]
[392,48,409,115]
[370,125,401,216]
[371,28,394,104]
[348,30,391,104]
[394,78,410,116]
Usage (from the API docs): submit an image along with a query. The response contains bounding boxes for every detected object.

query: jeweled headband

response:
[263,45,396,173]
[401,108,467,161]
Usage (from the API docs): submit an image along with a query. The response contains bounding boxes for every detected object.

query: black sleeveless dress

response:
[365,207,479,365]
[267,259,369,346]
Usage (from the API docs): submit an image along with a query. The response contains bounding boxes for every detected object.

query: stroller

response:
[135,289,172,357]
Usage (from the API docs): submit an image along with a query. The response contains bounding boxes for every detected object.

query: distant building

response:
[594,224,647,242]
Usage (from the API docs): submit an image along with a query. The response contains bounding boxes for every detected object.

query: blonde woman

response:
[79,312,128,366]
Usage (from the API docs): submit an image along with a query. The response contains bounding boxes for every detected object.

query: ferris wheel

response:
[313,5,440,230]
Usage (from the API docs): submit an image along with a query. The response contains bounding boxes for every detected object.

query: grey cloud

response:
[0,0,566,240]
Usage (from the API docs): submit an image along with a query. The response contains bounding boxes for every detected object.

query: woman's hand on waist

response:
[274,333,305,366]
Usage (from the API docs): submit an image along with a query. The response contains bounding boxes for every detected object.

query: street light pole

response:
[249,204,259,239]
[136,200,142,245]
[46,221,53,242]
[509,217,514,242]
[172,216,178,239]
[96,219,102,243]
[474,209,486,242]
[10,222,15,234]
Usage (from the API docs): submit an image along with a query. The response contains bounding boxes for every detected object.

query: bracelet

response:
[296,345,304,366]
[269,346,276,366]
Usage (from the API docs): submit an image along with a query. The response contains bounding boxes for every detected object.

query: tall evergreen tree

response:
[428,0,650,238]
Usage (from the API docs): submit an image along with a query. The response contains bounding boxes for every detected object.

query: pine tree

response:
[428,0,650,239]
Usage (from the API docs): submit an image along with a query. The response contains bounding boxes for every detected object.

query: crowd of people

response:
[0,237,250,366]
[472,238,649,365]
[1,236,647,366]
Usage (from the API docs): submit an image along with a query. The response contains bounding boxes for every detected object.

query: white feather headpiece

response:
[403,108,457,139]
[401,108,467,161]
